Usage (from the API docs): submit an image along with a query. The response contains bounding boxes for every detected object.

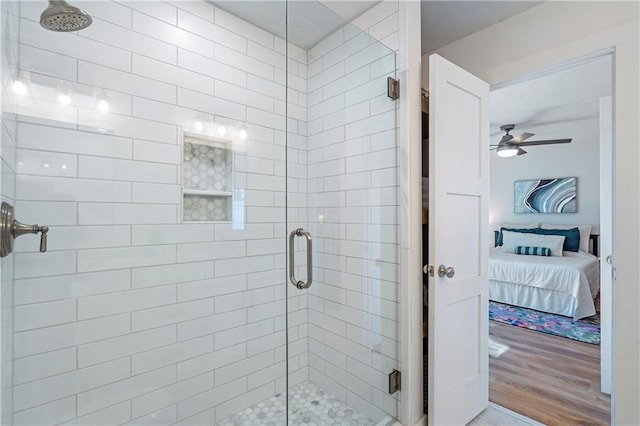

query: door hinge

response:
[388,369,401,394]
[387,77,399,100]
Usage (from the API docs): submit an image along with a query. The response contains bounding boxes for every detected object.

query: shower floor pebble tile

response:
[217,381,376,426]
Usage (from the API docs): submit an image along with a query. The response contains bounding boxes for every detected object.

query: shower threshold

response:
[217,380,377,425]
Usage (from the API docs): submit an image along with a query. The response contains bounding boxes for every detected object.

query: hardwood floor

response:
[489,321,610,425]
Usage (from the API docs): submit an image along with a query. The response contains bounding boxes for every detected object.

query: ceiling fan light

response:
[496,145,518,158]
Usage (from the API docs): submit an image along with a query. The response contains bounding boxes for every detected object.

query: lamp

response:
[496,143,518,158]
[57,92,71,105]
[12,71,29,96]
[12,80,27,96]
[57,83,72,105]
[97,98,109,113]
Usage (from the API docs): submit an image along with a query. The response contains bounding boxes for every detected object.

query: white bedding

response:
[489,247,600,319]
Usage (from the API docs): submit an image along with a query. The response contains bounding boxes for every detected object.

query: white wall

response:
[0,1,19,424]
[306,1,400,421]
[422,1,640,423]
[490,117,600,232]
[11,1,307,423]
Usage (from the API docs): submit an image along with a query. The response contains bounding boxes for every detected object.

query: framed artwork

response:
[514,177,577,213]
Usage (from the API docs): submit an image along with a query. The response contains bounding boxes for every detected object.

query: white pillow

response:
[501,230,565,257]
[500,222,538,230]
[541,224,592,253]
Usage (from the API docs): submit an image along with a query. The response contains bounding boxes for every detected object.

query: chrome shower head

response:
[40,0,92,32]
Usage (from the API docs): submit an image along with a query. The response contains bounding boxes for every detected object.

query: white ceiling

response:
[213,1,544,52]
[211,1,380,49]
[210,0,610,140]
[421,1,542,54]
[206,2,610,159]
[490,56,613,140]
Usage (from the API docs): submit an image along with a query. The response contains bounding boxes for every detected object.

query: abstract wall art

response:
[514,177,577,214]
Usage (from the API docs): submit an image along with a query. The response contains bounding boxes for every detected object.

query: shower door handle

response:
[289,228,312,289]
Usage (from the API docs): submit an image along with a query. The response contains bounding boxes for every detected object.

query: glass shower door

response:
[286,1,400,424]
[1,0,400,424]
[3,1,292,424]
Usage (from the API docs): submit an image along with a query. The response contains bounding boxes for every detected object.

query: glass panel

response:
[1,0,400,424]
[1,2,19,424]
[2,1,290,424]
[286,1,400,424]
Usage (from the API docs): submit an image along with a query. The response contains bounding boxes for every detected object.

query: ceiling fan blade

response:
[517,148,527,156]
[510,132,534,143]
[490,147,498,151]
[519,138,572,146]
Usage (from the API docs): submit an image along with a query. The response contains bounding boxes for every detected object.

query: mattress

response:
[489,247,600,319]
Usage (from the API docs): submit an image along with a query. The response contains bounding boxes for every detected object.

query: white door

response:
[599,95,613,394]
[427,54,490,426]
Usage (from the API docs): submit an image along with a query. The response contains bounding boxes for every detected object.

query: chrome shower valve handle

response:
[0,202,49,257]
[13,221,49,252]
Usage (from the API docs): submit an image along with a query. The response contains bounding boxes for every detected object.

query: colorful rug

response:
[489,301,600,345]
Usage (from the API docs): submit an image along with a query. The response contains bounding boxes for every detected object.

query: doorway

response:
[425,50,616,426]
[418,2,639,424]
[486,52,614,424]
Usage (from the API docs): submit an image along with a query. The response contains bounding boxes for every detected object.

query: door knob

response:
[423,264,434,276]
[423,264,455,278]
[438,264,455,278]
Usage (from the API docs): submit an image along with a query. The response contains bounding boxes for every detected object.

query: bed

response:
[489,230,600,320]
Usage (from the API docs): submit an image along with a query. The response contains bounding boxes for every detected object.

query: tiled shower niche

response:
[182,132,233,222]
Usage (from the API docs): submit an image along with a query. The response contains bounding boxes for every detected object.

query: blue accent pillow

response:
[497,226,580,252]
[497,227,538,247]
[515,246,551,256]
[534,227,580,252]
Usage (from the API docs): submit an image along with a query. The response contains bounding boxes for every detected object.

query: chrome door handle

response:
[289,228,312,289]
[438,264,455,278]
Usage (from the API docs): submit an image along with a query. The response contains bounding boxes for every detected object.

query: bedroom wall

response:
[489,117,601,233]
[421,2,639,423]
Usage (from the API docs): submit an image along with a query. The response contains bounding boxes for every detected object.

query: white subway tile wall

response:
[12,1,297,423]
[305,2,400,421]
[7,0,399,424]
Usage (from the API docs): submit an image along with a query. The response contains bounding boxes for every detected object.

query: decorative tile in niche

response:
[181,131,234,222]
[183,141,231,191]
[183,194,230,222]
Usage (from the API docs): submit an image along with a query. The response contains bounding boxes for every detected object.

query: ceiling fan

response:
[490,124,572,157]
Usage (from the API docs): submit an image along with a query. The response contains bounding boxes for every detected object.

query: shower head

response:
[40,0,92,32]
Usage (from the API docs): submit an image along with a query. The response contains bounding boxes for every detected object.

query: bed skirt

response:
[489,279,596,320]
